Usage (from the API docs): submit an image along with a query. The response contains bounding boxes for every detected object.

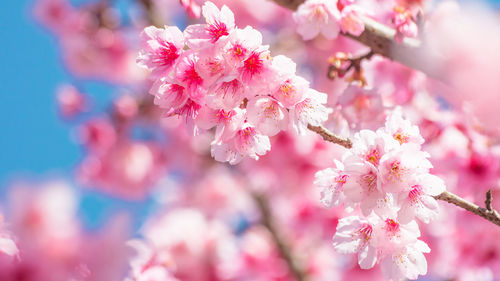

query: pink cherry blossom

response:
[184,1,235,50]
[289,89,332,135]
[180,0,201,19]
[392,6,418,43]
[247,96,288,137]
[315,160,348,208]
[339,5,365,36]
[293,0,341,40]
[397,174,446,223]
[384,107,424,146]
[211,123,271,165]
[378,144,432,193]
[137,26,184,79]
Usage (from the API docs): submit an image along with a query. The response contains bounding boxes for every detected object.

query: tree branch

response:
[307,124,352,149]
[305,124,500,227]
[271,0,445,81]
[253,193,307,281]
[434,190,500,227]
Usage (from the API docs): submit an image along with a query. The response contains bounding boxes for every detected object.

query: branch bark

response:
[253,193,307,281]
[434,190,500,227]
[271,0,445,81]
[307,124,352,149]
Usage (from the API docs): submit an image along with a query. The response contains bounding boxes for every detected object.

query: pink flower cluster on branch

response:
[315,108,446,281]
[292,0,366,40]
[138,1,332,164]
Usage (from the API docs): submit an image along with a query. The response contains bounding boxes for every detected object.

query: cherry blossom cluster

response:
[293,0,366,40]
[138,1,332,164]
[315,108,446,281]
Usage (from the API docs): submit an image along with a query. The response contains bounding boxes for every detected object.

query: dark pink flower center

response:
[156,42,179,67]
[335,174,348,185]
[408,184,423,202]
[385,218,400,233]
[218,79,242,98]
[358,224,373,242]
[216,109,235,123]
[231,43,247,60]
[174,99,201,119]
[365,148,381,166]
[206,21,229,42]
[243,52,264,77]
[182,64,203,88]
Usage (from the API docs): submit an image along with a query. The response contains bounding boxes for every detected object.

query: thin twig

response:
[434,191,500,227]
[270,0,445,81]
[253,193,307,281]
[307,124,352,149]
[328,51,375,83]
[485,190,493,212]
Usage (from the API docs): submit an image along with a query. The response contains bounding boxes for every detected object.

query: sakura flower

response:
[194,51,228,86]
[174,51,206,102]
[222,26,263,65]
[293,0,341,40]
[349,129,399,168]
[392,6,418,43]
[184,1,235,50]
[342,156,395,217]
[379,240,430,281]
[270,55,309,107]
[289,89,332,135]
[206,78,246,110]
[211,123,271,164]
[247,96,288,136]
[196,107,245,143]
[137,26,184,79]
[339,5,365,36]
[332,216,378,269]
[238,48,271,86]
[378,144,432,193]
[384,107,424,146]
[315,160,348,208]
[334,215,430,280]
[180,0,201,19]
[150,80,188,111]
[397,174,446,223]
[373,218,430,281]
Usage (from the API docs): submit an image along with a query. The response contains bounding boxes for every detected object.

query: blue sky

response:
[0,1,79,184]
[0,0,157,231]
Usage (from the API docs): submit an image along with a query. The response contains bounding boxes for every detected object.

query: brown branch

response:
[307,124,352,149]
[253,193,307,281]
[271,0,445,81]
[485,190,493,212]
[434,190,500,227]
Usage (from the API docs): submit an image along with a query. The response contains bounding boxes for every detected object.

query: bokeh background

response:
[1,0,500,231]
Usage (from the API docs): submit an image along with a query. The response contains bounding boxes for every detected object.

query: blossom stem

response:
[307,124,352,149]
[434,190,500,227]
[270,0,445,81]
[253,193,308,281]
